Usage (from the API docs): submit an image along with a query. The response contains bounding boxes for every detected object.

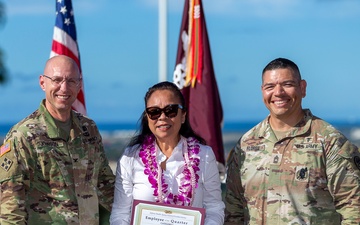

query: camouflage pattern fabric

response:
[0,100,115,224]
[224,109,360,225]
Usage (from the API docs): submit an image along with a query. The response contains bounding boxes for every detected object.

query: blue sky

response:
[1,0,360,125]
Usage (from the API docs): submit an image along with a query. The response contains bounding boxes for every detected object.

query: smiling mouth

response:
[56,95,70,100]
[273,100,289,106]
[157,125,171,129]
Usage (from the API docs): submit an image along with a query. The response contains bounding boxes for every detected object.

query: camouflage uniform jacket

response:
[224,109,360,225]
[0,100,115,225]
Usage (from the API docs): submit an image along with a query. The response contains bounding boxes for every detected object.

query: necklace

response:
[139,135,200,206]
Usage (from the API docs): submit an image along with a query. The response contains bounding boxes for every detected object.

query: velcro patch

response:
[295,166,309,182]
[0,141,11,157]
[0,157,13,172]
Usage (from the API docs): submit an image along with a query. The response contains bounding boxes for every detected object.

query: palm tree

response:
[0,1,7,84]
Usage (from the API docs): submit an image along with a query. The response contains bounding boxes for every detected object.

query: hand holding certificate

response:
[130,200,205,225]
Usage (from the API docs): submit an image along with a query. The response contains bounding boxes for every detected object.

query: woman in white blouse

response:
[110,81,225,225]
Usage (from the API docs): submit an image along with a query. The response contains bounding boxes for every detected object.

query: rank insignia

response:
[1,157,13,172]
[271,154,282,165]
[0,141,11,157]
[354,156,360,170]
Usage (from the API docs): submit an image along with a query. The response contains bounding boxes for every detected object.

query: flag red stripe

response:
[52,26,79,58]
[51,40,81,73]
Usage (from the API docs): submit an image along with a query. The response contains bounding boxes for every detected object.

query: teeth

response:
[274,100,287,105]
[158,125,170,129]
[57,95,70,99]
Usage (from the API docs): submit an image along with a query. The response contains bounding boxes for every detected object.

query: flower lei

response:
[139,135,200,206]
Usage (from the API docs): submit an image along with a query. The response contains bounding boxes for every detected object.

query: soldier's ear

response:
[300,80,307,98]
[39,75,46,91]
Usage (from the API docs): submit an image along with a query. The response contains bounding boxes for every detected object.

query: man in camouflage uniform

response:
[0,55,115,224]
[224,58,360,224]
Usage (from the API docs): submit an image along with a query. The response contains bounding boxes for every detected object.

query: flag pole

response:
[158,0,167,82]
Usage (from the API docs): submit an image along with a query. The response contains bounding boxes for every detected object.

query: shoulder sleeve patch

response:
[0,157,13,172]
[0,141,11,157]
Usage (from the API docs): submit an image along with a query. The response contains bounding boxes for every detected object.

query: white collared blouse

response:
[110,136,225,225]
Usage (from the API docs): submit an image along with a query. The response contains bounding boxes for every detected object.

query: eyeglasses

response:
[145,104,183,120]
[42,74,82,88]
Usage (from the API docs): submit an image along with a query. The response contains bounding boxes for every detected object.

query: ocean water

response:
[0,121,258,138]
[1,121,360,142]
[0,121,256,158]
[1,121,360,162]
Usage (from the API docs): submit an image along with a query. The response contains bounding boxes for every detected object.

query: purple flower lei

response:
[139,135,200,206]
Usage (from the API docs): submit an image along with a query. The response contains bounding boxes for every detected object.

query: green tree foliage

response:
[0,1,7,84]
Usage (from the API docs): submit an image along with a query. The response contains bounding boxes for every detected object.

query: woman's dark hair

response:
[128,81,205,146]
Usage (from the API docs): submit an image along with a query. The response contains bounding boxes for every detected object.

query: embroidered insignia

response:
[246,145,265,151]
[295,167,308,181]
[271,154,282,165]
[38,141,59,147]
[354,156,360,170]
[1,157,13,171]
[82,126,90,137]
[303,137,313,144]
[273,155,279,163]
[0,141,11,157]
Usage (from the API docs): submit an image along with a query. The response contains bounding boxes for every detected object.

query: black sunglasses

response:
[145,104,184,120]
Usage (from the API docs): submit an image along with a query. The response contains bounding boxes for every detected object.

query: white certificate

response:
[130,199,205,225]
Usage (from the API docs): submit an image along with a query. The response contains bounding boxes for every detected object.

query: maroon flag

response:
[50,0,86,115]
[173,0,225,165]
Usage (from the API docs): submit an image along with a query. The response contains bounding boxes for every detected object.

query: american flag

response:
[50,0,86,115]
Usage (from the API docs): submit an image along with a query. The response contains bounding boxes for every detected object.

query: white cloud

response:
[165,0,360,19]
[314,0,360,19]
[5,2,53,16]
[4,0,103,16]
[141,0,301,18]
[139,0,184,13]
[5,0,360,19]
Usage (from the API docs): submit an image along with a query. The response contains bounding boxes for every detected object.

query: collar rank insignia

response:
[1,157,13,172]
[354,156,360,170]
[0,141,11,157]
